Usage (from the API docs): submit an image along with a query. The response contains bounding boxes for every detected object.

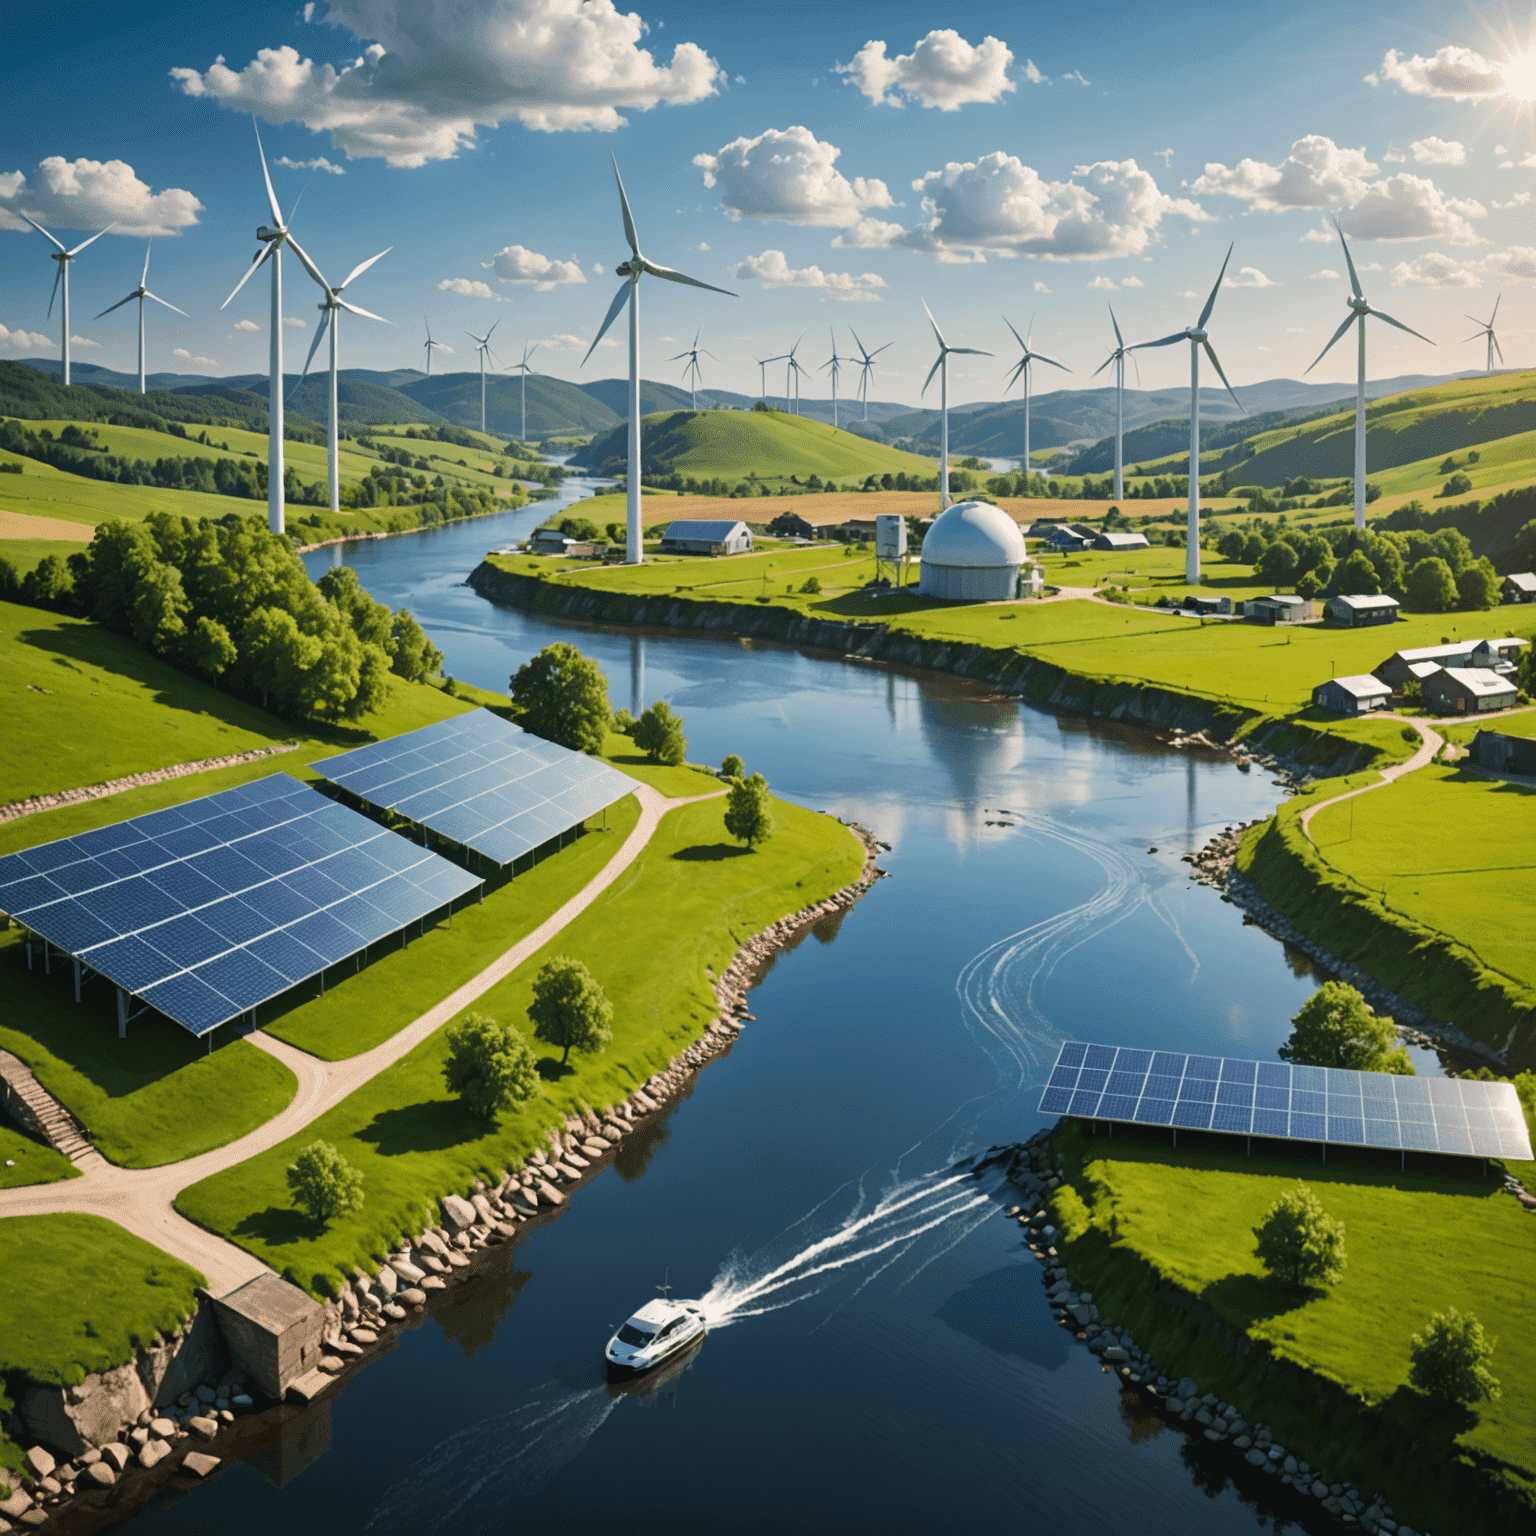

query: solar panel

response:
[311,708,642,866]
[0,773,482,1038]
[1037,1041,1532,1163]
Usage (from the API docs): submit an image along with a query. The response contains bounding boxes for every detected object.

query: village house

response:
[1244,594,1311,625]
[1501,572,1535,604]
[1421,666,1519,716]
[1311,674,1392,715]
[1373,640,1483,691]
[1324,593,1400,627]
[1469,729,1536,776]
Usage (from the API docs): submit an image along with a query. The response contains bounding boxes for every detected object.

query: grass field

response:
[0,1122,79,1188]
[1307,764,1536,995]
[1050,1122,1536,1527]
[175,795,863,1294]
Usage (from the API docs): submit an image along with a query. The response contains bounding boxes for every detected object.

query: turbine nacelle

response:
[256,225,285,243]
[1347,296,1370,316]
[1186,327,1208,343]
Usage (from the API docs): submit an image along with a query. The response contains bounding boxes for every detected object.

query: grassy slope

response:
[0,1122,79,1188]
[1307,765,1536,995]
[176,796,863,1295]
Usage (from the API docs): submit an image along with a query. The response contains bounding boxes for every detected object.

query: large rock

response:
[100,1442,130,1471]
[374,1266,398,1297]
[139,1439,171,1470]
[0,1490,33,1519]
[22,1447,55,1481]
[440,1195,477,1232]
[181,1452,220,1479]
[83,1462,116,1488]
[187,1416,218,1441]
[392,1258,425,1285]
[471,1194,497,1225]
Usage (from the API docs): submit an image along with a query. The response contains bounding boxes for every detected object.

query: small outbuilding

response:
[658,519,753,556]
[1325,593,1400,627]
[1502,572,1535,604]
[919,500,1027,601]
[1312,674,1392,715]
[1469,729,1536,776]
[1093,530,1150,552]
[767,512,817,541]
[1469,636,1529,676]
[529,528,577,555]
[1373,641,1482,690]
[1245,594,1311,625]
[1421,666,1518,716]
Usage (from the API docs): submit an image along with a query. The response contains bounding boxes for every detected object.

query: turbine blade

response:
[922,299,946,349]
[93,292,139,319]
[1461,330,1487,344]
[337,298,390,323]
[486,319,500,341]
[302,310,330,379]
[1109,304,1124,350]
[219,242,274,310]
[949,346,993,357]
[1091,353,1116,378]
[641,261,734,296]
[1493,335,1504,364]
[1034,352,1070,372]
[582,280,631,367]
[1198,242,1233,330]
[668,349,690,361]
[870,341,892,358]
[282,233,329,291]
[1305,312,1356,374]
[144,292,189,317]
[141,244,151,286]
[1004,359,1027,391]
[1130,350,1141,386]
[1002,315,1027,351]
[1131,331,1188,351]
[612,153,640,257]
[339,246,392,290]
[1490,293,1500,324]
[921,353,943,396]
[1202,340,1243,411]
[65,222,116,257]
[1337,218,1363,301]
[1369,309,1433,345]
[19,213,67,252]
[254,119,284,229]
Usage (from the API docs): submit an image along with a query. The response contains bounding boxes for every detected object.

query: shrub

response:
[527,956,613,1066]
[1252,1184,1347,1288]
[612,707,634,736]
[1279,981,1414,1074]
[720,753,744,779]
[633,699,686,765]
[443,1011,539,1119]
[1409,1308,1500,1406]
[800,576,822,594]
[286,1141,365,1226]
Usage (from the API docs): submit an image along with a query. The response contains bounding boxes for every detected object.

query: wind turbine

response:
[1091,305,1139,501]
[669,329,715,410]
[508,342,538,442]
[219,120,327,536]
[755,351,786,402]
[822,330,846,428]
[581,153,733,565]
[1129,244,1243,582]
[1464,295,1503,374]
[1305,220,1432,530]
[19,215,115,388]
[1001,314,1070,477]
[422,319,453,376]
[921,302,991,513]
[465,322,502,435]
[781,334,806,413]
[849,329,891,421]
[94,244,187,394]
[300,246,392,514]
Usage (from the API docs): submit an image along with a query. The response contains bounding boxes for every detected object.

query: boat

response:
[604,1296,707,1374]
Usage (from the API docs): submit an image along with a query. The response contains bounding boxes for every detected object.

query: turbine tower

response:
[669,329,715,410]
[423,319,452,376]
[1090,305,1138,502]
[509,342,538,442]
[94,244,187,394]
[465,322,502,435]
[1130,245,1243,582]
[220,120,327,536]
[19,215,115,388]
[1001,313,1070,476]
[582,154,733,565]
[755,351,786,403]
[300,247,392,514]
[921,301,991,513]
[782,334,806,413]
[822,329,846,428]
[849,329,891,421]
[1464,295,1503,374]
[1305,220,1432,530]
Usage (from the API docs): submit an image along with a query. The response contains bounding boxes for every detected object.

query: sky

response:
[3,0,1534,408]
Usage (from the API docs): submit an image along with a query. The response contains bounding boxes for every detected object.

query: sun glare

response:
[1502,46,1536,101]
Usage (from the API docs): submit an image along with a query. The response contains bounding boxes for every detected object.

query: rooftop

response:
[1326,674,1392,698]
[1436,667,1520,697]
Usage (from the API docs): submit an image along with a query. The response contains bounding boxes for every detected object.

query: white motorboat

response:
[605,1296,707,1373]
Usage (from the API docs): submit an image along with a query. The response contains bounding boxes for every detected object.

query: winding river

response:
[115,479,1435,1533]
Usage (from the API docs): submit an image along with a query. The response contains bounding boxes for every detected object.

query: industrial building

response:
[1324,593,1400,627]
[918,501,1027,601]
[1422,666,1519,716]
[658,520,752,556]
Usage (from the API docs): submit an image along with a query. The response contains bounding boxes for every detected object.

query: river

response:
[117,478,1429,1534]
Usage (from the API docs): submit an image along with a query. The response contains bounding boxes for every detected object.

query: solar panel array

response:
[0,773,482,1037]
[312,708,640,867]
[1038,1041,1531,1162]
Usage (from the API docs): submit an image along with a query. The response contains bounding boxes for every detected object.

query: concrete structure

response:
[1470,729,1536,776]
[1092,530,1149,552]
[1502,572,1535,603]
[1422,666,1518,716]
[1373,641,1483,690]
[209,1273,326,1401]
[1244,594,1311,625]
[1324,593,1400,627]
[918,500,1027,601]
[658,519,752,555]
[1312,674,1392,715]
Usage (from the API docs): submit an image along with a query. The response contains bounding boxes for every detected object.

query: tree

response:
[1409,1309,1500,1406]
[286,1140,365,1225]
[633,699,686,765]
[1333,548,1380,596]
[510,641,611,754]
[1256,540,1299,587]
[612,707,634,736]
[724,771,775,849]
[21,555,75,610]
[1280,982,1414,1074]
[1407,556,1457,613]
[443,1011,540,1119]
[187,615,237,681]
[1455,557,1499,611]
[527,956,612,1066]
[1252,1185,1347,1288]
[720,753,745,779]
[390,608,443,682]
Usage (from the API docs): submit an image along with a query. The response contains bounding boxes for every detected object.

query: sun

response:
[1502,46,1536,101]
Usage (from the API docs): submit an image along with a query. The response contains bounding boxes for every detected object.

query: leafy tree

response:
[527,956,613,1066]
[558,515,603,542]
[1333,548,1380,596]
[0,554,19,601]
[1279,981,1414,1074]
[800,575,822,594]
[720,753,745,779]
[1295,568,1322,600]
[1409,1309,1500,1406]
[187,615,237,681]
[286,1140,365,1225]
[318,565,392,651]
[612,707,634,736]
[1441,472,1473,498]
[633,699,686,765]
[724,771,775,849]
[1256,540,1299,587]
[1455,558,1499,611]
[1252,1184,1347,1288]
[389,608,443,683]
[21,554,75,610]
[1241,532,1267,565]
[1407,556,1457,613]
[510,641,611,754]
[1430,527,1474,575]
[443,1011,539,1119]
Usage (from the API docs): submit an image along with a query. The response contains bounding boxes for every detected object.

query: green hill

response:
[396,372,621,438]
[569,407,935,485]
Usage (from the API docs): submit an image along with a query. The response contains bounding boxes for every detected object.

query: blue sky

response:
[3,0,1533,406]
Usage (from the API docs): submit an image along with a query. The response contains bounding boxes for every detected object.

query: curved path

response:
[0,783,721,1294]
[1297,715,1442,840]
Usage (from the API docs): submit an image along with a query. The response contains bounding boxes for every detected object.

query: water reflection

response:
[432,1262,532,1359]
[936,1262,1071,1372]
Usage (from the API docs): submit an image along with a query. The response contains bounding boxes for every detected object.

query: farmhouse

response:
[1244,594,1311,625]
[659,520,753,556]
[1421,666,1519,716]
[1373,640,1483,690]
[1092,530,1150,552]
[1311,674,1392,715]
[1469,729,1536,776]
[1502,572,1535,603]
[1324,593,1400,627]
[529,527,576,554]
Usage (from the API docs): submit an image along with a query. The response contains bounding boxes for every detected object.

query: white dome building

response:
[918,501,1027,601]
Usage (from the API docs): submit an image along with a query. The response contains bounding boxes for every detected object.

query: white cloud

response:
[901,154,1209,263]
[1342,175,1485,244]
[1495,145,1508,156]
[1388,246,1536,287]
[69,334,99,349]
[1033,280,1051,292]
[1383,145,1405,163]
[1309,268,1340,280]
[1155,148,1174,167]
[1410,137,1466,166]
[0,323,53,353]
[694,126,893,228]
[1520,153,1536,170]
[1061,70,1090,86]
[281,315,306,327]
[0,156,201,236]
[1226,265,1278,287]
[591,261,606,275]
[531,332,587,350]
[1484,246,1536,282]
[835,30,1016,110]
[172,347,218,367]
[1369,45,1505,100]
[482,244,585,290]
[733,249,886,301]
[831,216,904,249]
[234,318,260,332]
[437,278,509,301]
[171,0,722,165]
[1121,274,1144,287]
[695,241,710,251]
[1192,136,1377,210]
[275,155,345,174]
[1086,275,1117,289]
[1493,191,1532,210]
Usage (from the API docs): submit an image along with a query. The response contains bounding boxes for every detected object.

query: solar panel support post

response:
[24,935,32,970]
[43,939,50,976]
[116,986,128,1039]
[73,957,81,1003]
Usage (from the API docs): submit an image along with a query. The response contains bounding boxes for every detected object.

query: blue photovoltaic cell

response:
[1037,1041,1531,1162]
[311,708,642,866]
[0,773,482,1038]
